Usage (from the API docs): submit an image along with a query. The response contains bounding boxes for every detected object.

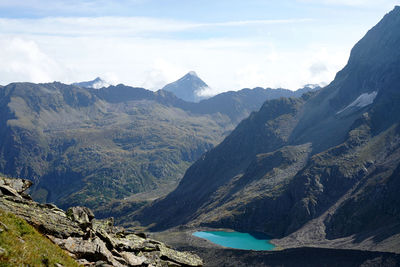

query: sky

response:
[0,0,399,94]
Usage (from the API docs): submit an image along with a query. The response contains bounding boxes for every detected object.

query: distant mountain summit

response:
[162,71,210,102]
[73,77,110,89]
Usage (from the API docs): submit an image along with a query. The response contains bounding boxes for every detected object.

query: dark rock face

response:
[0,176,203,266]
[133,6,400,252]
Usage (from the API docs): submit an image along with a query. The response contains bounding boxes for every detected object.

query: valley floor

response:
[149,228,400,267]
[273,223,400,255]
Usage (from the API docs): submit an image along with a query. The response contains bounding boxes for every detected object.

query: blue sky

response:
[0,0,398,93]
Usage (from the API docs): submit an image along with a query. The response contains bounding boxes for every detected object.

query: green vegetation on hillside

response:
[0,210,79,266]
[0,81,314,214]
[0,83,230,212]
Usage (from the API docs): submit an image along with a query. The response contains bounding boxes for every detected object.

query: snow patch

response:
[336,91,378,115]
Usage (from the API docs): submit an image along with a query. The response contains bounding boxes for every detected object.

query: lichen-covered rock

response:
[120,252,147,266]
[93,217,114,231]
[0,176,32,194]
[112,233,148,252]
[66,206,95,228]
[0,184,22,199]
[50,236,121,266]
[0,196,84,238]
[158,244,203,266]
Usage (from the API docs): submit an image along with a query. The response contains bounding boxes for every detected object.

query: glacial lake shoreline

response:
[192,230,275,251]
[149,228,400,267]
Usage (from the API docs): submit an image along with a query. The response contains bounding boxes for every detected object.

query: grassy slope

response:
[0,210,79,267]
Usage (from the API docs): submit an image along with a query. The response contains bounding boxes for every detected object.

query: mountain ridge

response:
[130,6,400,253]
[0,79,317,213]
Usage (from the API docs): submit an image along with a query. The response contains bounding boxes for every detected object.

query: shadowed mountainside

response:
[132,6,400,253]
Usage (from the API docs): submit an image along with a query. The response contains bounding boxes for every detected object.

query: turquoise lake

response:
[192,231,275,251]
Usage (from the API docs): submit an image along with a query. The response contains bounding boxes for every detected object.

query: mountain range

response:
[0,73,317,213]
[131,6,400,253]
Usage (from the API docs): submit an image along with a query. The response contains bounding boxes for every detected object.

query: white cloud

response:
[140,59,186,89]
[309,62,328,77]
[0,38,65,84]
[0,14,356,92]
[196,86,216,97]
[0,33,350,91]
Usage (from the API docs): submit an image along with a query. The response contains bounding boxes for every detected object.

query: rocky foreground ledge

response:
[0,176,203,267]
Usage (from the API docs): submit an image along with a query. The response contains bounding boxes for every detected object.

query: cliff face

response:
[132,7,400,252]
[0,176,202,266]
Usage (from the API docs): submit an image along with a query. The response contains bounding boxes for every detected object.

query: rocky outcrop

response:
[0,176,32,199]
[66,206,95,229]
[0,176,203,266]
[0,176,32,193]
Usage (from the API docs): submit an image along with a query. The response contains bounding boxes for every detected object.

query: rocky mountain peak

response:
[162,71,210,102]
